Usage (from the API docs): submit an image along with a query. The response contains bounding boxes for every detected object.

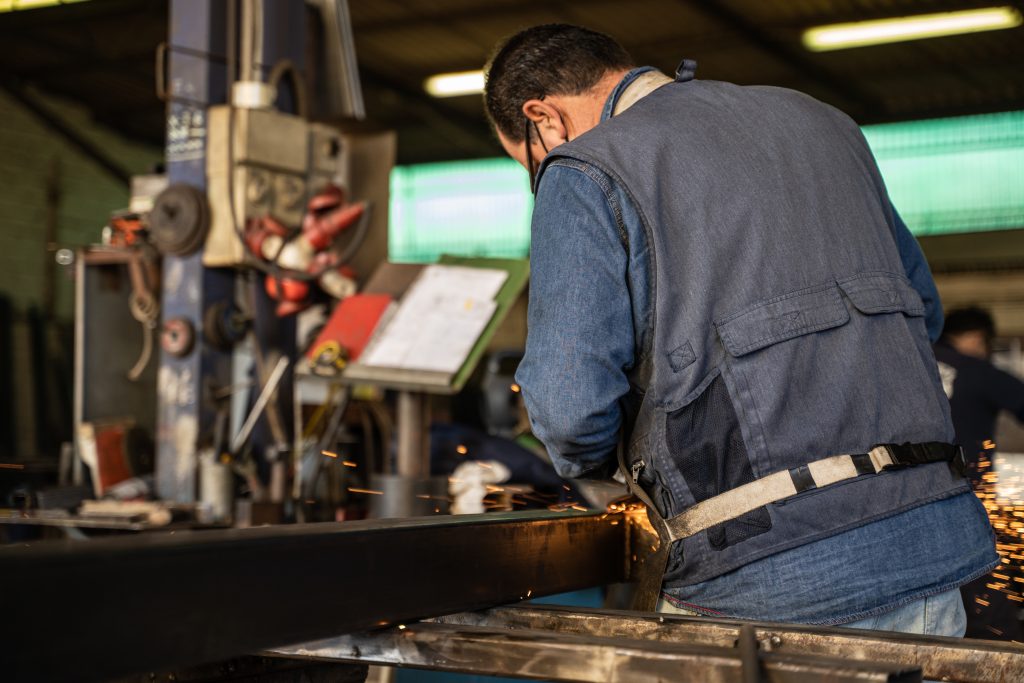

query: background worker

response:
[935,306,1024,640]
[935,306,1024,483]
[483,24,997,635]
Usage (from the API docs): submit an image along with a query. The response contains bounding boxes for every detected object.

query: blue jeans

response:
[657,587,966,637]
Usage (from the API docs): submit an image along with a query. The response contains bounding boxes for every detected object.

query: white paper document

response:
[360,265,508,375]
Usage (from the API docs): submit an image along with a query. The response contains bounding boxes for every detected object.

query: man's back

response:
[483,23,995,631]
[545,73,969,588]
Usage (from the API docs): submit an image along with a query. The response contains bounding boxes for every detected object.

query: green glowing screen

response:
[863,110,1024,237]
[389,158,533,263]
[389,110,1024,262]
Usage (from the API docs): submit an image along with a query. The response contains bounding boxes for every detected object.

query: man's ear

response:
[522,98,568,145]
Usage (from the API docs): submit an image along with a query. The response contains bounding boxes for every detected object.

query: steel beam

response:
[0,511,625,682]
[437,605,1024,683]
[0,80,132,185]
[269,621,921,682]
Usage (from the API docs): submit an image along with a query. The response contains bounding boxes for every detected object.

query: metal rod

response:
[395,390,426,477]
[0,510,625,682]
[239,0,254,83]
[269,621,920,682]
[436,604,1024,683]
[231,354,289,453]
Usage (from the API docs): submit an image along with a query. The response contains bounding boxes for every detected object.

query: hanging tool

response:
[126,246,161,381]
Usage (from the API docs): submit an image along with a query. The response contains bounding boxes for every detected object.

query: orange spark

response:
[348,487,383,495]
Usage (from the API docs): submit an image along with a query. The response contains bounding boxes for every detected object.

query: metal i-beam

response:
[0,511,626,682]
[270,621,921,682]
[437,604,1024,683]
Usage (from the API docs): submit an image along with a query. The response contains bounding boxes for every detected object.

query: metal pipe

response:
[395,390,426,478]
[239,0,254,83]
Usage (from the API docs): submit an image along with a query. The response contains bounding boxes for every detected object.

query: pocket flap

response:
[838,273,925,317]
[716,283,849,357]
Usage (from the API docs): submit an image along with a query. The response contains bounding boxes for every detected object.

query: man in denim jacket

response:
[484,24,997,634]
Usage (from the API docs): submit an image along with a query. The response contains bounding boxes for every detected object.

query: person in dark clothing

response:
[934,307,1024,483]
[934,306,1024,641]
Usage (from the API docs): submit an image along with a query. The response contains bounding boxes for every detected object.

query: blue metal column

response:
[157,0,232,502]
[157,0,305,502]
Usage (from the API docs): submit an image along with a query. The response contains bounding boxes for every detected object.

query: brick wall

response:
[0,87,161,458]
[0,86,161,317]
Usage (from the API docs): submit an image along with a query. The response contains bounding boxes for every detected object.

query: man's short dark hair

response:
[941,306,996,343]
[484,24,634,143]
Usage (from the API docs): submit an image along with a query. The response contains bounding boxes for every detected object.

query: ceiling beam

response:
[352,0,601,33]
[0,25,157,84]
[6,51,156,80]
[0,0,165,33]
[0,80,131,185]
[677,0,886,119]
[360,64,499,157]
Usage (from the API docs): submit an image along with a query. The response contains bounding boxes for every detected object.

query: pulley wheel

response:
[149,183,210,256]
[162,317,196,357]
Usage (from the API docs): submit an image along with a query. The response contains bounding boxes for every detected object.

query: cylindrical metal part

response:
[368,474,448,519]
[396,391,429,478]
[199,450,234,524]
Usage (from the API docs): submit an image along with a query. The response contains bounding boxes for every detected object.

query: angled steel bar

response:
[0,80,132,185]
[0,511,625,682]
[436,605,1024,683]
[269,621,921,682]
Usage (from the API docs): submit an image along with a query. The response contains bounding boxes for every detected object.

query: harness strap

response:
[662,442,964,543]
[616,443,673,611]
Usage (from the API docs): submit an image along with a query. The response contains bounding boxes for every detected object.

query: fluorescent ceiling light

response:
[0,0,88,12]
[803,6,1022,51]
[424,70,485,98]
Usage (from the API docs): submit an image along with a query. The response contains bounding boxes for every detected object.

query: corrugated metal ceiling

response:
[1,0,1021,163]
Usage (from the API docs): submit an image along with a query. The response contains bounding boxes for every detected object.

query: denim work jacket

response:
[515,66,997,624]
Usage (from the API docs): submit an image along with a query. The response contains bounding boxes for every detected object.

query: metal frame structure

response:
[272,620,921,682]
[431,605,1024,682]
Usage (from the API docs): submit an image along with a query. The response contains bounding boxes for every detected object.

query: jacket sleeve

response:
[891,205,943,341]
[514,163,634,479]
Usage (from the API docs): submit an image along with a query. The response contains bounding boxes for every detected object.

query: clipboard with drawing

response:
[341,256,529,394]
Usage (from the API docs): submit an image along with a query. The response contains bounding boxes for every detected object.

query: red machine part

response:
[306,293,393,375]
[108,214,145,247]
[244,184,366,316]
